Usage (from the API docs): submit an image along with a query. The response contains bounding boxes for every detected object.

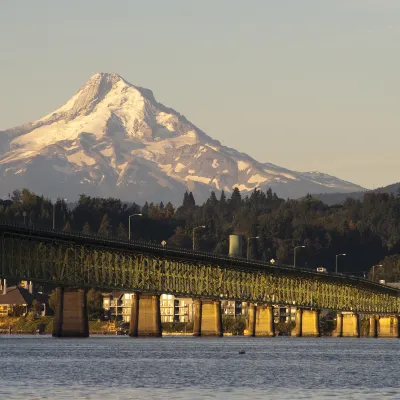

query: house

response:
[0,280,49,317]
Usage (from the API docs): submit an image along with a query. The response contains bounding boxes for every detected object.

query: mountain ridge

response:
[0,72,365,203]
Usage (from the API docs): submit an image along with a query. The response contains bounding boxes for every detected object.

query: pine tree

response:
[117,222,128,240]
[63,221,72,233]
[98,213,111,236]
[82,222,91,235]
[230,187,242,210]
[165,202,175,219]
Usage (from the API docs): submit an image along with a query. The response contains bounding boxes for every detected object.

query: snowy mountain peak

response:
[0,73,365,203]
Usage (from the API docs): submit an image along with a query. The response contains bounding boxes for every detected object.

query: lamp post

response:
[293,246,305,268]
[371,264,383,282]
[192,226,206,251]
[52,198,67,230]
[335,253,346,274]
[247,236,259,260]
[128,213,142,241]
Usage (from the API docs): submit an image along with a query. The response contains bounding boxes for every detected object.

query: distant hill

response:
[314,182,400,205]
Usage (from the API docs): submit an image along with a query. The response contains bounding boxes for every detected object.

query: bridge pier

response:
[52,287,89,338]
[129,293,162,337]
[292,309,303,337]
[301,310,320,337]
[192,299,223,337]
[291,309,320,337]
[255,305,275,337]
[332,313,343,337]
[343,313,360,337]
[245,303,256,336]
[378,316,399,338]
[369,315,378,338]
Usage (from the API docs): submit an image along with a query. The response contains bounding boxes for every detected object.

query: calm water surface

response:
[0,335,399,399]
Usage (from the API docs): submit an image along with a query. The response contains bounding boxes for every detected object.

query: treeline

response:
[1,187,400,281]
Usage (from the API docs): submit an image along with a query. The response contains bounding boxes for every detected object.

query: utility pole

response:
[335,254,346,274]
[247,236,259,260]
[293,246,305,267]
[128,213,142,241]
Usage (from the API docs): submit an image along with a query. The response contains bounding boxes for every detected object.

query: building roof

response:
[0,286,35,305]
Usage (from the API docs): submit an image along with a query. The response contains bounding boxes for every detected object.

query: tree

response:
[117,222,128,240]
[48,290,57,312]
[63,221,72,233]
[87,289,103,319]
[98,213,111,236]
[30,299,42,317]
[82,222,91,235]
[165,202,175,219]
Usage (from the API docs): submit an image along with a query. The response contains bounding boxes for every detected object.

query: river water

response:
[0,335,399,399]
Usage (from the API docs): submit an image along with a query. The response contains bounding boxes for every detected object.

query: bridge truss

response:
[0,224,399,313]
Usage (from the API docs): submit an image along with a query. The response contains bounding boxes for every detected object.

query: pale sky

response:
[1,0,399,189]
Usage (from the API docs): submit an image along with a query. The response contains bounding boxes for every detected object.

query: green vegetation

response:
[222,315,246,335]
[2,187,400,280]
[162,322,194,333]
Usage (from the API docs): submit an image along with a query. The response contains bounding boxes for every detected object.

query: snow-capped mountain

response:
[0,73,364,203]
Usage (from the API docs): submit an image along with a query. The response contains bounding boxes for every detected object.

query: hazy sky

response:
[1,0,399,189]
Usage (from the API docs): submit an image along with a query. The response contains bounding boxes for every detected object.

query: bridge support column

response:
[255,305,275,337]
[245,303,256,336]
[192,299,223,336]
[332,313,343,337]
[378,316,400,338]
[342,313,360,337]
[301,310,320,337]
[291,309,303,337]
[369,315,378,338]
[193,299,202,337]
[128,293,162,337]
[201,300,223,337]
[52,287,89,338]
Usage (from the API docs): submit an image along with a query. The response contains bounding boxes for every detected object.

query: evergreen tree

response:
[165,202,175,219]
[82,222,91,235]
[142,201,149,217]
[98,213,111,236]
[117,222,128,240]
[63,221,72,233]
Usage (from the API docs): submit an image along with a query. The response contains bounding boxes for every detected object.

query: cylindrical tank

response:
[229,235,243,257]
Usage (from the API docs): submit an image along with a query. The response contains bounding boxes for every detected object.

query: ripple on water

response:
[0,336,399,399]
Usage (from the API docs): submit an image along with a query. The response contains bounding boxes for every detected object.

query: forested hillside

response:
[1,187,400,282]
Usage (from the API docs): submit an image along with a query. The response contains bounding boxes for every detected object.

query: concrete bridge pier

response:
[369,315,378,338]
[301,310,320,337]
[342,313,360,337]
[291,309,303,337]
[255,305,275,337]
[245,303,256,336]
[192,299,223,337]
[332,313,343,337]
[378,316,400,338]
[129,293,162,337]
[291,309,320,337]
[52,287,89,337]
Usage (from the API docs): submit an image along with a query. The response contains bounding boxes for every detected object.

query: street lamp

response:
[128,213,142,240]
[52,198,67,230]
[335,253,346,274]
[192,226,206,251]
[247,236,259,260]
[293,246,305,268]
[371,264,383,282]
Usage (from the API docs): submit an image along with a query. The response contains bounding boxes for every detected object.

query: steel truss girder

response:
[0,232,399,313]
